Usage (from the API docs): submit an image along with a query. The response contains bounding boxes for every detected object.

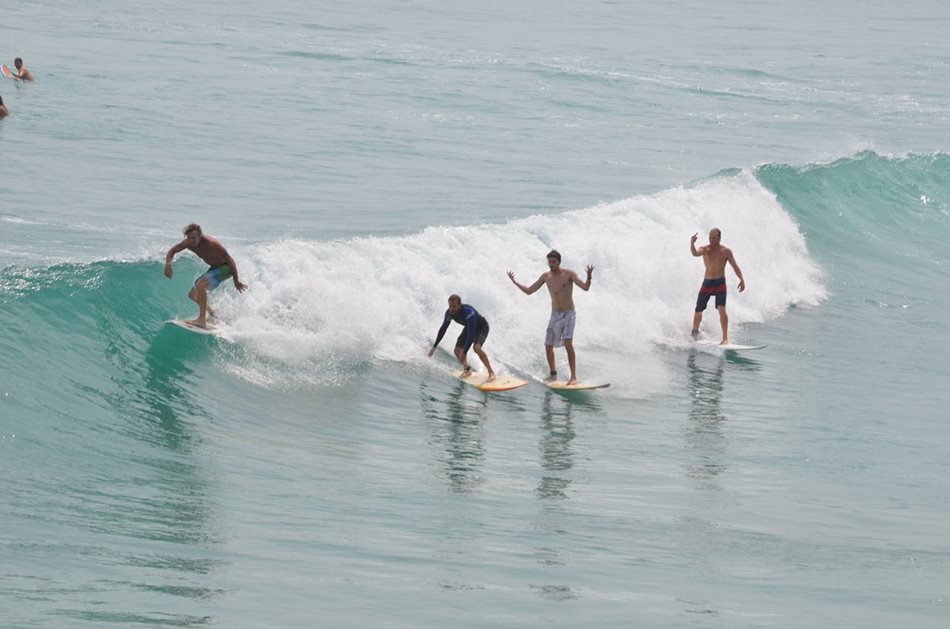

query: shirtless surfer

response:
[428,294,495,382]
[164,223,247,328]
[508,250,593,385]
[0,96,8,118]
[13,58,34,81]
[690,228,745,344]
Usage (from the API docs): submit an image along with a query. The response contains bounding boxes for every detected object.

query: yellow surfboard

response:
[453,370,528,392]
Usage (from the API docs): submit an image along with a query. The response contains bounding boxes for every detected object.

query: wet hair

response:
[546,249,561,262]
[710,228,722,238]
[14,58,22,66]
[448,294,462,305]
[183,223,202,236]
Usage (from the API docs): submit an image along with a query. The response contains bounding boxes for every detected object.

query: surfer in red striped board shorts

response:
[690,228,745,345]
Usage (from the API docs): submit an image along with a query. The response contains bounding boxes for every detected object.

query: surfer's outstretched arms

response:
[690,228,745,345]
[428,295,495,381]
[164,223,247,328]
[508,249,593,385]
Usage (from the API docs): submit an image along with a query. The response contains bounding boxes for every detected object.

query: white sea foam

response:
[216,171,825,394]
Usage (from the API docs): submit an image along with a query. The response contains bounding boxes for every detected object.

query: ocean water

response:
[2,1,949,627]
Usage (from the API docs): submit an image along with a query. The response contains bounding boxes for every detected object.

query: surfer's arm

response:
[429,315,451,355]
[690,233,703,257]
[163,242,187,278]
[462,308,478,352]
[508,271,545,295]
[727,251,745,292]
[572,266,594,291]
[223,252,247,291]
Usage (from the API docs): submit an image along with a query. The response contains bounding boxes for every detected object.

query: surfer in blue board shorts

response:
[690,228,745,345]
[164,223,248,328]
[428,295,496,382]
[508,250,593,385]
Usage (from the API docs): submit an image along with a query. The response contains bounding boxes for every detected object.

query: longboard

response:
[544,380,610,391]
[167,319,223,336]
[453,370,528,392]
[693,339,766,351]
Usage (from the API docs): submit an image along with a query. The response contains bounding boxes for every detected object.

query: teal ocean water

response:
[2,1,949,627]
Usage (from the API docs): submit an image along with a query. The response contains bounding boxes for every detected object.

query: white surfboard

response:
[693,339,766,351]
[453,370,528,392]
[544,380,611,391]
[166,319,223,336]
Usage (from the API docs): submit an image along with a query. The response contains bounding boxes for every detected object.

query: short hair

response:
[710,228,722,238]
[183,223,202,236]
[14,58,22,65]
[448,294,462,305]
[546,249,561,262]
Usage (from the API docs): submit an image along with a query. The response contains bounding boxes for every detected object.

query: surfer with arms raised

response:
[690,228,745,344]
[164,223,247,328]
[508,250,593,385]
[428,294,496,382]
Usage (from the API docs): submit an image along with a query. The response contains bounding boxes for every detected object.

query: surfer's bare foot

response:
[186,319,208,329]
[719,339,729,345]
[691,329,699,339]
[461,365,472,377]
[567,378,577,385]
[486,373,496,382]
[544,371,558,383]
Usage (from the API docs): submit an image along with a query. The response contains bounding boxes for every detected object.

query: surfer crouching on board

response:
[164,223,247,328]
[508,250,593,385]
[428,295,496,382]
[690,228,745,345]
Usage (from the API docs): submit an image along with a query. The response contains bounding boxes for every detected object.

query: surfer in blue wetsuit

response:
[428,294,496,382]
[690,228,745,345]
[164,223,248,328]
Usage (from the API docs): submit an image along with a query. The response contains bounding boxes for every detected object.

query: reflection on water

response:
[685,352,727,489]
[537,391,577,501]
[420,379,487,493]
[532,391,583,599]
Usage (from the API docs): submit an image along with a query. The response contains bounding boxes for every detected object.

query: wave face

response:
[7,151,949,402]
[3,170,822,398]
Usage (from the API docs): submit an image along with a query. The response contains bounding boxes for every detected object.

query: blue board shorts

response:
[545,310,576,347]
[195,264,232,291]
[456,322,490,349]
[695,277,727,311]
